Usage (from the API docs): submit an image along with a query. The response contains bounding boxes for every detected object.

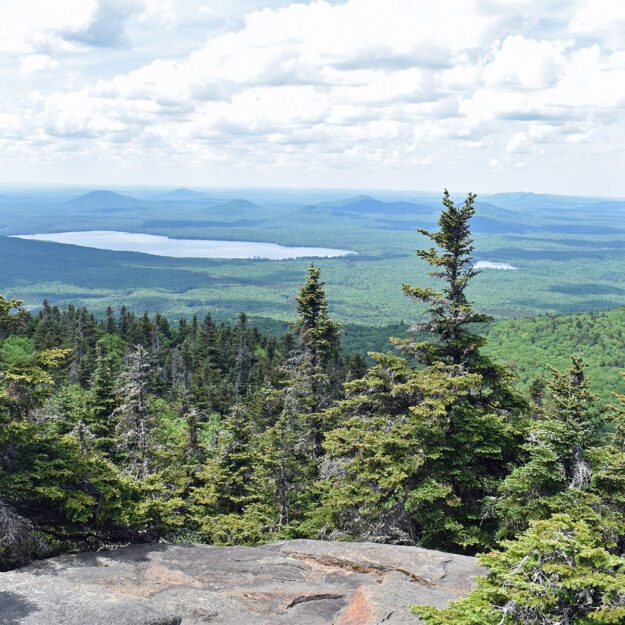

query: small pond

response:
[475,261,517,270]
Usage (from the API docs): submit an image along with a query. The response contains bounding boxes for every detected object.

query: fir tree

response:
[414,514,625,625]
[252,371,313,538]
[313,354,514,550]
[234,313,252,396]
[293,264,342,458]
[315,192,525,552]
[0,295,28,340]
[497,355,606,537]
[194,404,262,543]
[401,190,488,367]
[86,335,123,443]
[294,263,341,372]
[399,190,518,409]
[114,345,154,479]
[104,306,116,334]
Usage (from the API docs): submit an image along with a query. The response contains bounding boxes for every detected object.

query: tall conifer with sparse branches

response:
[401,190,488,367]
[314,190,525,552]
[400,189,522,409]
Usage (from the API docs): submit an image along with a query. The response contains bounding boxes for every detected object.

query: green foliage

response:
[8,190,625,326]
[313,191,525,553]
[400,190,490,368]
[193,405,261,543]
[87,335,124,438]
[294,263,342,370]
[4,184,625,625]
[0,286,287,567]
[313,354,519,550]
[0,334,71,416]
[484,307,625,403]
[414,514,625,625]
[0,295,28,339]
[496,356,621,539]
[0,407,136,568]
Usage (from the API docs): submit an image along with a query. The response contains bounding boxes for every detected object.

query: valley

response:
[3,188,625,325]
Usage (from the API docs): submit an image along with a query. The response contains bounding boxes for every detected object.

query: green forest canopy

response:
[3,191,625,623]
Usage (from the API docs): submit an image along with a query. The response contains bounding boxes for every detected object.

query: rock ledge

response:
[0,539,485,624]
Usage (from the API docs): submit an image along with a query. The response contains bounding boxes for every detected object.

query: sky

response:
[1,0,625,195]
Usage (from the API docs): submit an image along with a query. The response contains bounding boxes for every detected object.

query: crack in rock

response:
[284,551,436,588]
[286,593,345,609]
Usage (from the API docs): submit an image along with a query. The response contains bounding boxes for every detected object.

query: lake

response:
[13,231,355,260]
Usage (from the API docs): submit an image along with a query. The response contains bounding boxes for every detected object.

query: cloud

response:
[19,54,59,75]
[0,0,96,54]
[0,0,165,55]
[3,0,625,190]
[63,0,144,48]
[569,1,625,48]
[484,35,567,89]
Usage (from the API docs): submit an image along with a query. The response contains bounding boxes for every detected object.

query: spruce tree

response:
[313,354,512,550]
[414,514,625,625]
[251,369,314,538]
[399,190,518,408]
[193,404,262,543]
[0,295,28,339]
[315,191,524,552]
[0,316,134,568]
[234,313,252,397]
[114,345,154,479]
[293,263,342,458]
[401,190,488,366]
[294,263,341,372]
[208,266,342,541]
[497,355,607,537]
[86,335,124,445]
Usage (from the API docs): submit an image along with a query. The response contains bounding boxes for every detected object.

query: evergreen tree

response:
[201,266,343,542]
[0,311,134,568]
[234,313,252,396]
[414,514,625,625]
[251,371,313,538]
[1,336,70,418]
[86,335,124,444]
[313,354,514,550]
[114,345,154,479]
[400,190,488,367]
[399,190,519,408]
[0,295,28,339]
[315,192,525,552]
[497,355,608,537]
[194,405,262,544]
[33,300,64,350]
[292,264,342,458]
[104,306,116,334]
[294,263,341,372]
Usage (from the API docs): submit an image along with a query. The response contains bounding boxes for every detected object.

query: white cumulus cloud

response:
[2,0,625,192]
[19,54,59,75]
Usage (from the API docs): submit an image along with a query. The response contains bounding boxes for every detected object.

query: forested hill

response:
[5,192,625,622]
[484,306,625,401]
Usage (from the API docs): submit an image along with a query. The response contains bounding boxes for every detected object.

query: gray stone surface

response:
[0,539,485,624]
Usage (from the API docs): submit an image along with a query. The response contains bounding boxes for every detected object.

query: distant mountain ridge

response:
[208,199,259,211]
[64,190,145,212]
[155,188,209,201]
[311,195,534,234]
[311,194,430,215]
[483,191,625,212]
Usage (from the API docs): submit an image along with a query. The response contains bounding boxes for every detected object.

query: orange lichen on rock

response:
[336,587,373,625]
